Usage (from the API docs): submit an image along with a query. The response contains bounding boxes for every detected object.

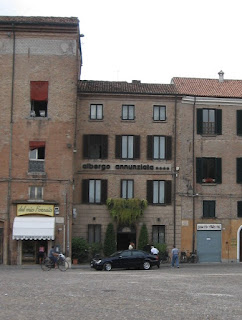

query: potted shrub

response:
[72,237,89,264]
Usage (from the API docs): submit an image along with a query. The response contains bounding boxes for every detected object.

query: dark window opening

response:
[203,200,216,218]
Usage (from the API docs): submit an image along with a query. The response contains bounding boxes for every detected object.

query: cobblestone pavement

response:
[0,263,242,320]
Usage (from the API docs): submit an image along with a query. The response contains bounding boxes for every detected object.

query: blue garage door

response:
[197,230,221,262]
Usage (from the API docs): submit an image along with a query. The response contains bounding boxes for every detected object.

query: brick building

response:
[174,72,242,262]
[73,80,180,252]
[0,16,81,264]
[1,15,242,265]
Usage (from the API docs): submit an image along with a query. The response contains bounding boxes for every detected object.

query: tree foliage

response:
[106,198,148,224]
[138,223,149,250]
[103,223,116,256]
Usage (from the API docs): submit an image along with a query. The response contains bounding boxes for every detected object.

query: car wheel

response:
[143,261,151,270]
[104,263,112,271]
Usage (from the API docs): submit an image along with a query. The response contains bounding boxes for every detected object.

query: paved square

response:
[0,264,242,320]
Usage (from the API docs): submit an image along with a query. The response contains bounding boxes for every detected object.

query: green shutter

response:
[197,109,203,134]
[215,109,222,135]
[215,158,222,184]
[147,136,153,160]
[146,180,153,204]
[237,158,242,183]
[166,136,172,160]
[115,135,121,159]
[196,158,203,183]
[237,110,242,135]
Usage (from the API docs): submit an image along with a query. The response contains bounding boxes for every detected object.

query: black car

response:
[91,249,160,271]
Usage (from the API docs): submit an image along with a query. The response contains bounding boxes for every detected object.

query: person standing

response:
[171,245,179,268]
[151,245,159,255]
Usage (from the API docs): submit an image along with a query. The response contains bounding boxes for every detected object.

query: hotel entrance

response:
[117,225,136,250]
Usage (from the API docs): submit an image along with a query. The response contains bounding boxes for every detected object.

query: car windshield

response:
[110,251,122,257]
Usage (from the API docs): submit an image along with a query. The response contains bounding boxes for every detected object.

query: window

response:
[90,104,103,120]
[82,179,107,204]
[30,81,48,117]
[153,106,166,121]
[237,201,242,218]
[88,224,101,243]
[29,186,43,200]
[121,180,134,199]
[115,135,140,159]
[236,158,242,183]
[29,141,45,173]
[203,201,216,218]
[147,180,172,205]
[196,158,222,184]
[147,136,172,160]
[122,105,135,120]
[197,108,222,135]
[237,110,242,135]
[152,225,165,244]
[83,135,108,159]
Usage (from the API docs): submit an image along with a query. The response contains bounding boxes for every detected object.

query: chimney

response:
[132,80,141,84]
[218,70,224,82]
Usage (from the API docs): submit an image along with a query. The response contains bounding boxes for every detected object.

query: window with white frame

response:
[82,179,108,204]
[121,180,134,199]
[29,141,45,173]
[29,186,43,200]
[122,136,134,159]
[147,180,172,205]
[153,105,166,121]
[90,104,103,120]
[122,105,135,120]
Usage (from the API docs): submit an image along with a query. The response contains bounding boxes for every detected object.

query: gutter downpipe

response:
[192,96,196,253]
[173,96,178,246]
[7,24,16,264]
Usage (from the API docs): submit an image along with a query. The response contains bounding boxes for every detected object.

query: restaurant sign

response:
[17,204,54,217]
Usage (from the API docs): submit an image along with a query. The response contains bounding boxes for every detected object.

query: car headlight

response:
[97,260,102,264]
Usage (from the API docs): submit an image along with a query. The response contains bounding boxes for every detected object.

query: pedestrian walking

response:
[171,245,179,268]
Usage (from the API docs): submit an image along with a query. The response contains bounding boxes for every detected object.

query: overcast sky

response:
[2,0,242,84]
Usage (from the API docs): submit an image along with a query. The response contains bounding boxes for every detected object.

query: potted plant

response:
[71,237,89,264]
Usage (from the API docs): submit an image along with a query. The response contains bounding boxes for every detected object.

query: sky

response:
[1,0,242,84]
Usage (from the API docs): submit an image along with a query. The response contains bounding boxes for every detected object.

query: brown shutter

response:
[134,135,140,159]
[147,136,153,160]
[83,135,89,158]
[115,135,121,159]
[82,180,89,203]
[147,180,153,204]
[165,181,172,204]
[101,180,108,203]
[166,136,172,160]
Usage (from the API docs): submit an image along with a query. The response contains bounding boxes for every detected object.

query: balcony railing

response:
[28,160,45,173]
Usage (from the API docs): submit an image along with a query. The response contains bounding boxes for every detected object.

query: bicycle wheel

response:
[41,258,51,271]
[58,258,69,271]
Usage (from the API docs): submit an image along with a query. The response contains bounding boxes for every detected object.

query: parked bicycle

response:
[159,251,171,264]
[188,251,198,263]
[41,253,69,271]
[180,251,188,263]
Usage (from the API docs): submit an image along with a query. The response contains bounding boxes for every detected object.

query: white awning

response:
[12,217,55,240]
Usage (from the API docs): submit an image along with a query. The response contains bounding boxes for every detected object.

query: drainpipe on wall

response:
[173,96,178,246]
[192,96,197,253]
[7,24,16,264]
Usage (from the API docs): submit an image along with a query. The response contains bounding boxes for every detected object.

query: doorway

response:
[22,240,48,264]
[117,225,136,251]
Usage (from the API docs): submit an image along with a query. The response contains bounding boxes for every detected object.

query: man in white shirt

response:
[151,245,159,255]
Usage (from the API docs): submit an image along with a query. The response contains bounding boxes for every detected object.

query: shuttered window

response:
[237,201,242,218]
[196,158,222,184]
[203,201,216,218]
[237,110,242,135]
[146,180,172,205]
[147,135,172,160]
[115,135,140,159]
[83,135,108,159]
[82,179,107,204]
[197,109,222,135]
